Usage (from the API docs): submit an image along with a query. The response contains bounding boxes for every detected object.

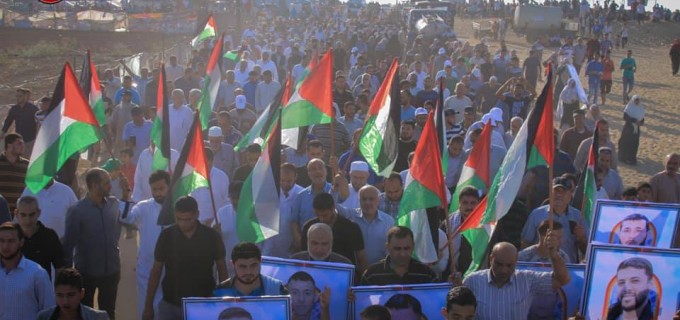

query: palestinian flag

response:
[26,63,101,193]
[449,121,492,213]
[224,50,239,62]
[456,65,554,276]
[191,15,217,48]
[581,121,600,228]
[236,108,281,243]
[398,112,447,263]
[234,86,284,152]
[359,58,400,177]
[158,113,210,225]
[281,50,334,130]
[79,50,106,126]
[150,63,171,171]
[197,34,223,130]
[526,64,555,169]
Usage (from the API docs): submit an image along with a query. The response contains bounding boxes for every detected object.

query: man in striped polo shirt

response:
[463,241,570,320]
[0,133,29,212]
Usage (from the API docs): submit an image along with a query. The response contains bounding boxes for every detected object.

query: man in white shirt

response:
[215,181,244,277]
[132,144,179,202]
[165,56,184,82]
[190,149,230,226]
[254,70,282,113]
[257,51,279,82]
[340,161,370,210]
[21,179,77,239]
[120,170,169,320]
[234,60,251,85]
[262,163,304,258]
[168,89,193,152]
[444,83,474,122]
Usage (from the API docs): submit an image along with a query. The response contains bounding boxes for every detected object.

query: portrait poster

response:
[351,283,452,320]
[260,256,355,320]
[590,200,679,248]
[581,244,680,320]
[183,296,291,320]
[516,262,586,319]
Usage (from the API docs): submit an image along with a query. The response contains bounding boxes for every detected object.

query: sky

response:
[656,0,680,11]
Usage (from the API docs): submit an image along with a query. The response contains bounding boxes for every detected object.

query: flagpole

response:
[207,178,220,225]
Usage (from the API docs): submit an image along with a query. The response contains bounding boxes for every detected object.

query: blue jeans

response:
[623,76,635,101]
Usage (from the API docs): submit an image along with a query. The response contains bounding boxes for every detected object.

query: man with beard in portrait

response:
[607,257,655,320]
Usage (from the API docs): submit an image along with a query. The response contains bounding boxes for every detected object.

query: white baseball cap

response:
[208,126,223,137]
[438,47,446,55]
[350,161,369,173]
[415,107,428,116]
[235,95,246,110]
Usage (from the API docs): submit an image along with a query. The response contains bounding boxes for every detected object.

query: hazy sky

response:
[655,0,679,11]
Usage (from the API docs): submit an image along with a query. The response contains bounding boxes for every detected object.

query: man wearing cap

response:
[228,95,258,133]
[559,109,592,160]
[339,161,370,210]
[444,109,465,141]
[444,83,473,123]
[206,126,239,179]
[413,107,428,141]
[122,106,152,164]
[521,177,587,263]
[255,70,281,113]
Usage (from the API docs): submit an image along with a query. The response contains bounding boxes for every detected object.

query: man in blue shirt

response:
[122,106,152,164]
[242,71,260,108]
[113,75,141,105]
[620,50,637,103]
[586,54,604,105]
[213,242,287,297]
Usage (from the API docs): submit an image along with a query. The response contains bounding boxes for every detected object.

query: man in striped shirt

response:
[0,133,29,212]
[463,241,570,320]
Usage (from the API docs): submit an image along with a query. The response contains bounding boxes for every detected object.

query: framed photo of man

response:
[183,296,291,320]
[590,200,680,248]
[260,256,355,320]
[515,262,586,319]
[351,283,452,320]
[581,244,680,320]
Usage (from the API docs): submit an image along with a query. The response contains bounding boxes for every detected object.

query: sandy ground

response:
[0,16,678,319]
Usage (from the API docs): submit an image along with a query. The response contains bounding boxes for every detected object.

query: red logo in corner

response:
[39,0,63,4]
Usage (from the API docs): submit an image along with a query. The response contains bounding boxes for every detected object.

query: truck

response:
[406,4,456,44]
[513,5,563,42]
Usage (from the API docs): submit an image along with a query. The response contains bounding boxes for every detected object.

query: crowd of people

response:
[1,0,680,319]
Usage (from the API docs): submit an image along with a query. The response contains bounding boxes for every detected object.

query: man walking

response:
[63,168,124,319]
[1,88,39,156]
[620,50,636,103]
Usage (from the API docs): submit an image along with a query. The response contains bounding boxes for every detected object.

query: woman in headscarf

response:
[618,95,645,165]
[557,79,581,129]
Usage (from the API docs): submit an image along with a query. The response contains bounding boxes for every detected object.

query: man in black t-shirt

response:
[301,193,367,275]
[142,196,228,320]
